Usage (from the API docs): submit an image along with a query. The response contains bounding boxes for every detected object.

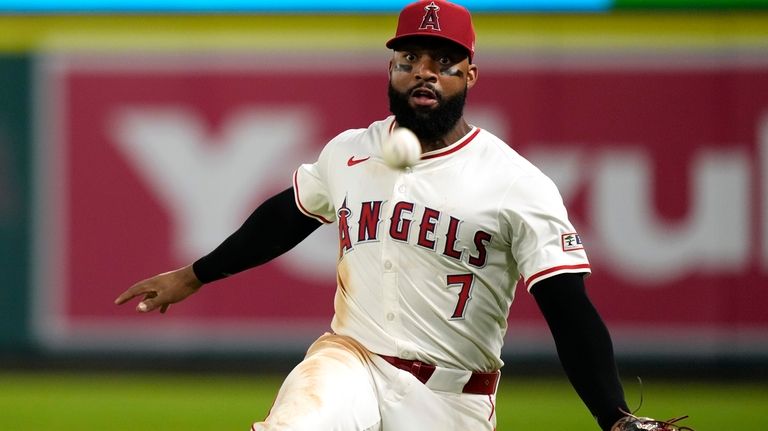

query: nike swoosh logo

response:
[347,156,370,167]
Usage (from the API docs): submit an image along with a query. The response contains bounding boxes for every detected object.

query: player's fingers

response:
[114,293,132,305]
[114,283,151,305]
[138,290,177,313]
[137,294,160,313]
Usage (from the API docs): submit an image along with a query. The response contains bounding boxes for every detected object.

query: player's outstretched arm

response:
[531,273,628,431]
[191,186,322,283]
[114,264,202,313]
[115,186,321,313]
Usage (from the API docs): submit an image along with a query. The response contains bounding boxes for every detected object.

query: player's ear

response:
[466,63,478,89]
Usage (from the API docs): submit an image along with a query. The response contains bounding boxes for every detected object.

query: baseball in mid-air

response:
[382,127,421,169]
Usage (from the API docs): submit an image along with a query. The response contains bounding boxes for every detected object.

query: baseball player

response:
[115,1,632,430]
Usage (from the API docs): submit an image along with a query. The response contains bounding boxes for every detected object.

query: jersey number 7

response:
[446,274,475,320]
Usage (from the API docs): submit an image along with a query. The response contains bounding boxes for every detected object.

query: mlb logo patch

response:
[561,233,584,251]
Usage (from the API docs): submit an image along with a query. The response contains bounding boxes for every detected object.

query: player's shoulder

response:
[315,116,393,165]
[327,116,394,148]
[473,128,548,179]
[472,128,563,200]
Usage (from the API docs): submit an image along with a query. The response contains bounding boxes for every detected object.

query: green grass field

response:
[1,371,766,430]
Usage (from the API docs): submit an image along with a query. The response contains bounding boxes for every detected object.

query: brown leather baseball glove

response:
[611,413,695,431]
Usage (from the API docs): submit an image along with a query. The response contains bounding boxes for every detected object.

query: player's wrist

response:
[190,258,218,284]
[180,264,204,289]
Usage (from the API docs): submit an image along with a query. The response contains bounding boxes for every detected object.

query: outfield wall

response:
[1,13,768,362]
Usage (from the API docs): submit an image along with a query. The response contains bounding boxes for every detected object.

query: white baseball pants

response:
[251,333,496,431]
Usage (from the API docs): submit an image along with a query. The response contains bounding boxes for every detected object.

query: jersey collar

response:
[388,118,481,161]
[420,127,480,160]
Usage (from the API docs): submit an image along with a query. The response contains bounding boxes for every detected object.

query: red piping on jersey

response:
[525,263,591,287]
[292,170,333,224]
[389,119,481,161]
[421,128,481,160]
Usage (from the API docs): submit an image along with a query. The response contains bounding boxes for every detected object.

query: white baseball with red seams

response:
[381,127,421,169]
[256,115,591,431]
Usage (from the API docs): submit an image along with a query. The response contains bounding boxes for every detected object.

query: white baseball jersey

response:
[293,115,590,372]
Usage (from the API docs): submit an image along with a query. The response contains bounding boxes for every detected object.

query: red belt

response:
[379,355,499,395]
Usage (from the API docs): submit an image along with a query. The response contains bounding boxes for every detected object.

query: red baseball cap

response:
[386,0,476,62]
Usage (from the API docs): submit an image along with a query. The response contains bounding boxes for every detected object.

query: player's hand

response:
[114,264,203,314]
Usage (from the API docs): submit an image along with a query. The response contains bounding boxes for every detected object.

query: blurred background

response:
[1,0,768,429]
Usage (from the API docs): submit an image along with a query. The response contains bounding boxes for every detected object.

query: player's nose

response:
[413,58,439,82]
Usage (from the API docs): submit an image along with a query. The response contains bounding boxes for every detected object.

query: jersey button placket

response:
[382,181,404,335]
[381,255,399,332]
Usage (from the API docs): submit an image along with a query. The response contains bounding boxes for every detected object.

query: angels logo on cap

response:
[386,0,476,62]
[419,2,441,31]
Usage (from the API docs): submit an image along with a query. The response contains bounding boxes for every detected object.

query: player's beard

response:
[388,82,467,142]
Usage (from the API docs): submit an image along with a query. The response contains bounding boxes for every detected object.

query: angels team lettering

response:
[337,199,491,267]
